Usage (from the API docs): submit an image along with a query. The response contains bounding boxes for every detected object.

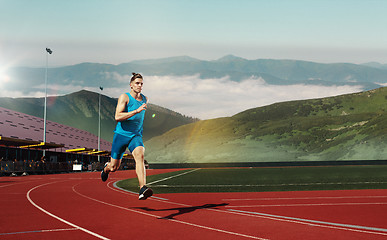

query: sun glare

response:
[0,66,11,87]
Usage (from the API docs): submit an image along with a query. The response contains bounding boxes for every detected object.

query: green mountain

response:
[362,62,387,70]
[0,90,198,142]
[6,56,387,96]
[144,87,387,163]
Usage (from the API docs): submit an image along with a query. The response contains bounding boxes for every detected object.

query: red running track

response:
[1,169,387,240]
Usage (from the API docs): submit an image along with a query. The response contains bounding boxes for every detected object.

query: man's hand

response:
[137,103,147,113]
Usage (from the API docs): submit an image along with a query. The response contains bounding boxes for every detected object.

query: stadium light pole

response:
[43,48,53,157]
[98,86,103,162]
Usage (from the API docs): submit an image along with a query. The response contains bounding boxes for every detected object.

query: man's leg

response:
[132,146,146,188]
[104,158,122,173]
[102,133,128,182]
[101,158,121,182]
[132,146,153,200]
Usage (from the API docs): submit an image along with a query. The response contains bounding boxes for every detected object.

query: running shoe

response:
[101,163,109,182]
[139,185,153,200]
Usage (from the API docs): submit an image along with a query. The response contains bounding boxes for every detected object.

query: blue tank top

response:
[114,93,147,138]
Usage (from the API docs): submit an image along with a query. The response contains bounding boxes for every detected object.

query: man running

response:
[101,72,153,200]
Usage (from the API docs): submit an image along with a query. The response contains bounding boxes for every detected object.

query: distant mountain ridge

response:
[0,90,198,142]
[5,55,387,97]
[144,87,387,163]
[362,62,387,70]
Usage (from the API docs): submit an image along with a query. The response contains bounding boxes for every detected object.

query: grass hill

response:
[0,90,198,142]
[2,87,387,164]
[144,87,387,163]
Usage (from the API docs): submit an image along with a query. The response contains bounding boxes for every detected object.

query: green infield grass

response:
[115,165,387,194]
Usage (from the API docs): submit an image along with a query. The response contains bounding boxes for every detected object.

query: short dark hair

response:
[131,72,143,82]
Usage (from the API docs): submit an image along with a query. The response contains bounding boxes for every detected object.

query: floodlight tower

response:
[98,86,103,162]
[43,48,52,157]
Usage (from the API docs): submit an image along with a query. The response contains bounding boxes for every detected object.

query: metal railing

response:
[0,159,137,176]
[0,161,72,175]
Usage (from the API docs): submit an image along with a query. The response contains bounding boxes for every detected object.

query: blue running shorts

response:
[110,133,144,160]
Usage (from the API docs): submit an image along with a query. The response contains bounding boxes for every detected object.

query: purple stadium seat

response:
[0,107,112,152]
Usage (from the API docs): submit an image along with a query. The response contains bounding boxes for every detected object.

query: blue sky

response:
[1,0,387,67]
[0,0,386,118]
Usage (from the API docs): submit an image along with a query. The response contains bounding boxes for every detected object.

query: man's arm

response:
[114,94,147,122]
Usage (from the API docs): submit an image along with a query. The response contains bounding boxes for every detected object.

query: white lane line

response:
[223,195,387,201]
[0,228,77,236]
[227,202,387,208]
[111,181,169,201]
[0,179,43,188]
[73,182,268,240]
[228,209,387,236]
[147,168,201,185]
[26,181,110,240]
[110,181,387,237]
[148,182,387,187]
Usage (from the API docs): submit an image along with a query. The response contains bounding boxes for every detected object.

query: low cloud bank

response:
[1,73,364,119]
[142,75,364,119]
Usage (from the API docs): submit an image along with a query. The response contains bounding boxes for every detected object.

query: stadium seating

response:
[0,106,112,152]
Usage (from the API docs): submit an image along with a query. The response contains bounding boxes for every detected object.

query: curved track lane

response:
[1,170,387,239]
